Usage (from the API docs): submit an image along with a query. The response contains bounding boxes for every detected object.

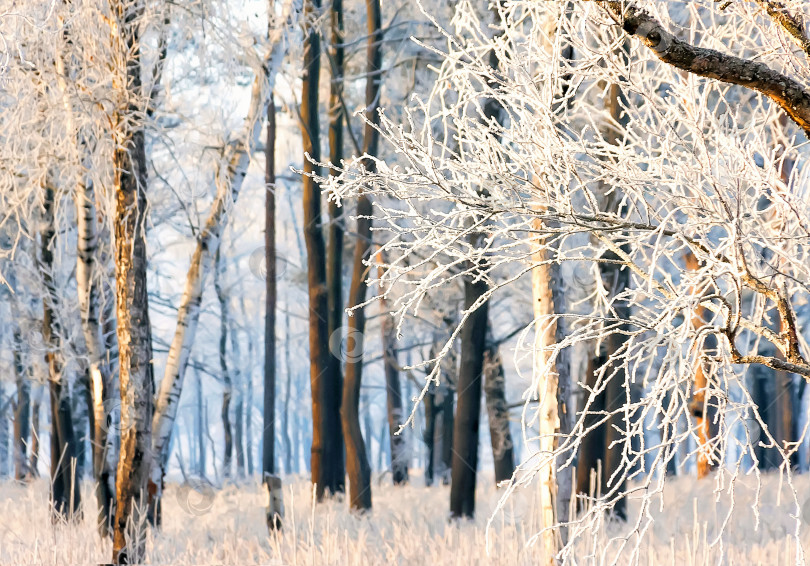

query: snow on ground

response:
[1,471,809,565]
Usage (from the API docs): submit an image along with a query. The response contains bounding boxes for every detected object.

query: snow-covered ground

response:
[1,471,809,565]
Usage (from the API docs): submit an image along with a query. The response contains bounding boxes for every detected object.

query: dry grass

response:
[1,471,809,565]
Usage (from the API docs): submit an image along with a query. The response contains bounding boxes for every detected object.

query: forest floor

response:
[1,470,809,565]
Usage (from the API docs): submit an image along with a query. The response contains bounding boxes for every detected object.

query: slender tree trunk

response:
[422,386,437,486]
[300,0,336,500]
[282,295,293,476]
[378,250,407,484]
[325,0,347,495]
[71,368,91,480]
[215,249,233,479]
[30,385,41,478]
[39,181,82,521]
[439,384,454,485]
[483,328,514,485]
[341,0,383,511]
[13,330,31,481]
[195,371,206,477]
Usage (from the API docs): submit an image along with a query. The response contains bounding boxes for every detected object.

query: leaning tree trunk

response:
[110,2,155,559]
[340,0,383,512]
[214,249,233,479]
[39,180,82,522]
[150,10,289,515]
[378,249,408,484]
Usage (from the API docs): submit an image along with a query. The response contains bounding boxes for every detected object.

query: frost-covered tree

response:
[327,0,810,561]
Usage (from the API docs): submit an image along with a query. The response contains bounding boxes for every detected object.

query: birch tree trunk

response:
[39,180,82,522]
[150,7,290,511]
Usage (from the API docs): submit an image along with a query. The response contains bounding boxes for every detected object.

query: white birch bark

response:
[532,221,560,566]
[150,5,293,493]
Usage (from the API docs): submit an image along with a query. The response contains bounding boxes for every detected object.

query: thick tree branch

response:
[598,1,810,136]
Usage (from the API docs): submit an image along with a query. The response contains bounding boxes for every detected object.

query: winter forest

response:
[3,0,810,564]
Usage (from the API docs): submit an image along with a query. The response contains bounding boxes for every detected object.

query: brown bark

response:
[599,1,810,136]
[684,252,718,479]
[300,0,340,500]
[111,1,155,560]
[340,0,383,511]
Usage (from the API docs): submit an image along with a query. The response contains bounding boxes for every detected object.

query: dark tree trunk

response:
[449,276,489,518]
[111,1,155,559]
[325,0,347,496]
[422,387,437,486]
[40,181,82,521]
[576,352,607,501]
[483,328,514,485]
[195,371,205,477]
[439,384,454,485]
[13,330,31,481]
[301,0,341,500]
[214,249,233,479]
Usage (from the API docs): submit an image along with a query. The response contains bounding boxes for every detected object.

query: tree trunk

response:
[30,385,41,478]
[71,368,91,480]
[483,328,514,485]
[109,2,156,560]
[341,0,383,512]
[39,180,82,522]
[422,386,437,486]
[282,294,293,476]
[378,250,407,484]
[214,249,233,479]
[13,330,31,481]
[300,0,338,500]
[263,90,283,528]
[449,273,488,518]
[325,0,347,496]
[439,383,454,485]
